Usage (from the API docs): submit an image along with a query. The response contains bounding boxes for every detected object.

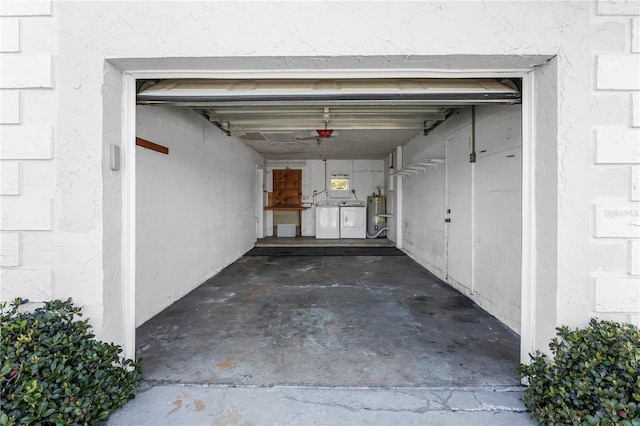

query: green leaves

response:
[1,298,142,426]
[517,318,640,425]
[0,413,10,426]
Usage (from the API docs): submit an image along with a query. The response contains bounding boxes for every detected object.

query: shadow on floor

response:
[136,253,520,388]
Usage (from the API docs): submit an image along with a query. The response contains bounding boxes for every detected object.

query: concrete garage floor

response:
[109,250,535,425]
[136,252,519,387]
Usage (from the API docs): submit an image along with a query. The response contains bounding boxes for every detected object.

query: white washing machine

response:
[315,202,340,239]
[340,202,366,239]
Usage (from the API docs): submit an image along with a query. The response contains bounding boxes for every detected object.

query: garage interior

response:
[134,77,523,387]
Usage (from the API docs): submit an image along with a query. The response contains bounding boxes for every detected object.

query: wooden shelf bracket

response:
[136,137,169,155]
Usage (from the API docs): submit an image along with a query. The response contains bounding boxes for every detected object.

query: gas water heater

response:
[367,195,386,237]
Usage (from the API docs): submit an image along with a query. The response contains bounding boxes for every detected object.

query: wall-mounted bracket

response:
[390,157,445,177]
[136,137,169,155]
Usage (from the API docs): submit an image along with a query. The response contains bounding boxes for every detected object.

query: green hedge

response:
[1,298,142,425]
[517,318,640,425]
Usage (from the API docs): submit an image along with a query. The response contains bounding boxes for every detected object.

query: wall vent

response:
[261,132,297,144]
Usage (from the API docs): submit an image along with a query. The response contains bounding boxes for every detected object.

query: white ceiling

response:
[137,78,520,160]
[235,129,425,160]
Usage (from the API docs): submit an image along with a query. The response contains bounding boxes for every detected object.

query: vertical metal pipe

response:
[395,145,404,250]
[470,105,477,163]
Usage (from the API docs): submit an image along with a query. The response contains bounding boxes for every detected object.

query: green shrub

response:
[517,318,640,426]
[1,298,142,426]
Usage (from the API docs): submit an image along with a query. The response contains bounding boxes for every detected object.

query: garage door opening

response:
[128,73,525,388]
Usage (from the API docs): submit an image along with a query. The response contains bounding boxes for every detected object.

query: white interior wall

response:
[473,106,522,331]
[265,159,384,236]
[135,106,264,326]
[401,106,522,332]
[400,116,449,277]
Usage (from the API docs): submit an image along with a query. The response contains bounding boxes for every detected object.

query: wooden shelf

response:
[136,137,169,155]
[264,206,309,211]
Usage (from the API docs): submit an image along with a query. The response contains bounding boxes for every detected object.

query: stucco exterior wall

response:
[1,1,638,353]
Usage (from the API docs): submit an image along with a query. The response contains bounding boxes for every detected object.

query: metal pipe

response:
[366,227,389,239]
[470,105,477,163]
[312,158,330,205]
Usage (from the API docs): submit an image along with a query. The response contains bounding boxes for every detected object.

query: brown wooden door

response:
[273,169,302,207]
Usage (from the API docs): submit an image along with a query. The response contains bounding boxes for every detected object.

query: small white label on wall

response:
[594,203,640,238]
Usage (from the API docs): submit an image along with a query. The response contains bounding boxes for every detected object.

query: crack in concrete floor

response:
[108,384,536,425]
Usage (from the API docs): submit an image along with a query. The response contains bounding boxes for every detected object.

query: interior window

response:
[331,177,349,191]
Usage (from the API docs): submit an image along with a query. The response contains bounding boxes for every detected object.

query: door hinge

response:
[445,218,451,223]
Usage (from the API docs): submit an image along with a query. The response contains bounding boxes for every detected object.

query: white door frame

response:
[119,66,537,362]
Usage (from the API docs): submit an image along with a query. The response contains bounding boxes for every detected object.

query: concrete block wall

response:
[590,0,640,326]
[0,0,56,304]
[472,106,522,331]
[400,116,450,279]
[135,106,264,326]
[400,106,522,333]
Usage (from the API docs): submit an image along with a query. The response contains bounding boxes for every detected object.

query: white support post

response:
[520,70,536,364]
[122,73,137,361]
